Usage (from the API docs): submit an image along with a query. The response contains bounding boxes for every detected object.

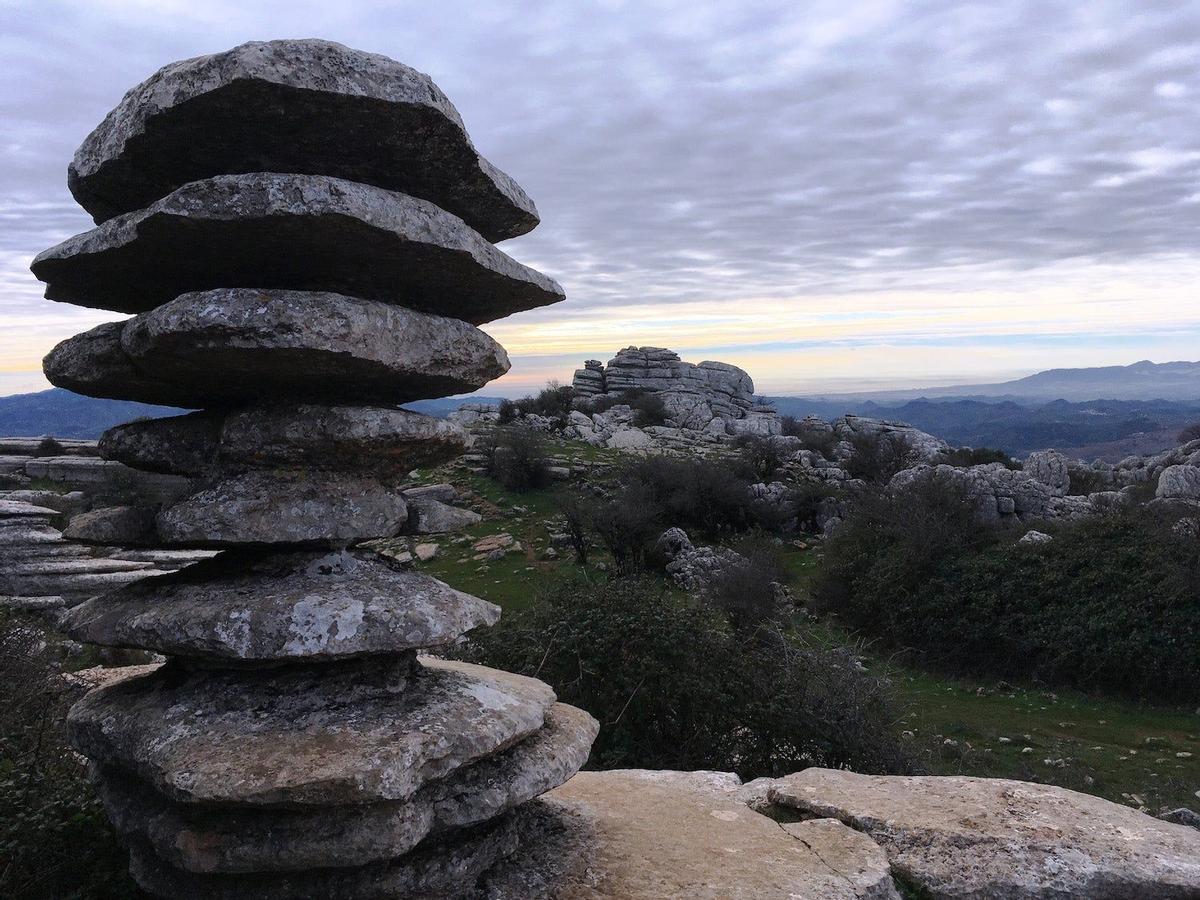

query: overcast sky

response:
[3,0,1199,397]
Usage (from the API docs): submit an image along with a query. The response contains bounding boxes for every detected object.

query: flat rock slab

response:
[68,657,555,807]
[68,38,539,242]
[46,290,509,408]
[63,505,158,545]
[63,549,500,663]
[94,703,596,873]
[155,469,408,547]
[485,770,898,899]
[101,405,470,476]
[128,814,519,900]
[0,499,60,518]
[768,768,1200,899]
[32,173,564,323]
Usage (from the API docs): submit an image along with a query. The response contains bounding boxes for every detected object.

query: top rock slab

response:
[67,39,539,242]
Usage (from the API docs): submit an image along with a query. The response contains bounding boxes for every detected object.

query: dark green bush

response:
[32,436,64,458]
[735,435,788,482]
[935,446,1018,469]
[587,482,664,574]
[460,576,913,777]
[484,426,550,492]
[577,388,668,427]
[843,432,917,485]
[1178,422,1200,444]
[814,480,1200,702]
[703,534,789,631]
[0,618,138,898]
[621,456,759,536]
[781,416,838,459]
[1066,467,1109,496]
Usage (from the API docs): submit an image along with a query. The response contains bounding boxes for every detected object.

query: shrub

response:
[621,456,758,536]
[843,432,917,485]
[781,416,838,459]
[1066,467,1110,496]
[813,481,1200,702]
[497,398,520,424]
[587,482,664,574]
[703,534,789,631]
[735,435,788,482]
[500,381,577,427]
[459,576,913,777]
[936,446,1018,469]
[553,490,593,566]
[32,436,64,457]
[0,618,135,898]
[624,389,667,427]
[484,426,550,492]
[1178,422,1200,444]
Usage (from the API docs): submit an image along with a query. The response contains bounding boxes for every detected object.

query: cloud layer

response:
[3,0,1199,395]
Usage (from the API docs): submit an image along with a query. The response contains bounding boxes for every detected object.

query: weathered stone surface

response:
[404,496,482,534]
[0,499,59,519]
[485,769,899,899]
[1157,464,1200,501]
[68,39,539,242]
[102,406,470,476]
[48,290,510,408]
[69,657,555,807]
[768,768,1200,899]
[155,470,407,547]
[1026,449,1072,496]
[63,506,158,545]
[63,550,499,663]
[32,173,564,322]
[127,814,519,900]
[93,703,596,873]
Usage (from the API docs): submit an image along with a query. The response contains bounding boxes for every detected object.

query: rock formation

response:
[34,39,595,898]
[570,346,781,436]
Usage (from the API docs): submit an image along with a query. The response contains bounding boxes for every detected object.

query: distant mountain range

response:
[795,359,1200,404]
[0,389,507,440]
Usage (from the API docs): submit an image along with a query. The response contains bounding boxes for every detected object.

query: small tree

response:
[485,426,550,492]
[553,490,592,566]
[844,432,917,485]
[736,435,788,482]
[589,482,664,574]
[32,436,64,457]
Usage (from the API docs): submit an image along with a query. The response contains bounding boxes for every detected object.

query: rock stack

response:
[32,39,596,898]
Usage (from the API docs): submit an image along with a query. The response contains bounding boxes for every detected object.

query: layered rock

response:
[36,39,594,898]
[570,346,781,436]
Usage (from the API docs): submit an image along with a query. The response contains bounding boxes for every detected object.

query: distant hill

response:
[0,389,505,439]
[767,395,1200,459]
[798,359,1200,404]
[0,389,188,439]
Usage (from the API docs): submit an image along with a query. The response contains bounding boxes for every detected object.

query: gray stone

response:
[127,814,519,900]
[47,290,510,408]
[1019,529,1054,545]
[63,550,499,663]
[102,406,470,476]
[69,656,556,807]
[1026,449,1072,496]
[68,39,538,242]
[768,767,1200,899]
[156,469,408,547]
[404,496,482,534]
[32,173,564,323]
[485,769,899,900]
[63,506,158,545]
[1157,464,1200,501]
[92,703,596,873]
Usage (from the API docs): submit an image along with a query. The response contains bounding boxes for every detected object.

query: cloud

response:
[2,0,1200,392]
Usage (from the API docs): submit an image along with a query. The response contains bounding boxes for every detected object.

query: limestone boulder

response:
[68,39,538,241]
[768,768,1200,899]
[62,550,499,663]
[63,505,158,545]
[486,769,899,899]
[155,470,408,546]
[68,657,556,807]
[47,290,509,408]
[403,496,482,534]
[32,173,564,323]
[1026,449,1072,496]
[102,406,470,476]
[1157,464,1200,501]
[95,703,596,874]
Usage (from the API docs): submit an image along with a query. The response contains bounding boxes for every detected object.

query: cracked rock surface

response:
[33,173,563,321]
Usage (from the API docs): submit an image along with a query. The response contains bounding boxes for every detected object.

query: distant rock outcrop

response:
[572,346,781,437]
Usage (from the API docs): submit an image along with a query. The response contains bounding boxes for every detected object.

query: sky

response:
[3,0,1200,398]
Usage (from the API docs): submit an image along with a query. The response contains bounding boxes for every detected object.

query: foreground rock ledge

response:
[32,173,564,321]
[68,38,539,241]
[767,768,1200,899]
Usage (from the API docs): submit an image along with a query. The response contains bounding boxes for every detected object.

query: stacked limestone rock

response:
[32,39,596,898]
